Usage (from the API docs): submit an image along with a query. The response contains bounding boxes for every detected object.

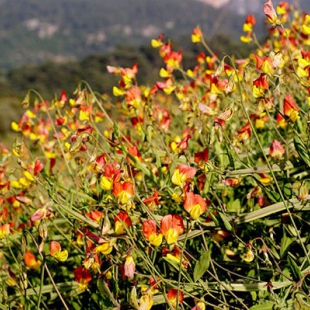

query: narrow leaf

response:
[218,212,233,232]
[294,136,310,167]
[288,254,302,282]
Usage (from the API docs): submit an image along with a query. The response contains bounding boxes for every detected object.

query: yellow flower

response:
[100,176,112,191]
[95,242,113,255]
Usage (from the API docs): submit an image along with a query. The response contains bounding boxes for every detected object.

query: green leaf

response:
[280,229,296,258]
[288,254,302,282]
[194,248,212,282]
[265,189,281,203]
[218,212,233,232]
[249,301,276,310]
[294,136,310,167]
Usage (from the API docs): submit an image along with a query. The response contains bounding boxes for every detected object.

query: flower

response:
[171,165,196,186]
[0,224,10,239]
[24,251,41,269]
[74,266,92,291]
[283,94,300,122]
[184,192,207,220]
[259,173,272,185]
[112,181,134,205]
[191,27,203,43]
[264,0,279,25]
[83,252,102,273]
[95,241,113,255]
[240,14,256,42]
[237,122,251,141]
[252,74,269,98]
[124,255,135,278]
[143,191,159,211]
[85,210,103,224]
[167,288,184,308]
[194,148,209,167]
[49,241,68,262]
[269,139,285,159]
[138,294,153,310]
[191,301,206,310]
[114,211,132,235]
[142,220,163,247]
[160,214,185,245]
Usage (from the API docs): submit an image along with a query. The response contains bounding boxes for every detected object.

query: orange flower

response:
[114,211,132,235]
[164,51,183,70]
[160,214,185,245]
[100,162,121,191]
[125,85,142,109]
[127,145,142,165]
[112,181,134,205]
[85,210,103,224]
[253,74,269,98]
[283,94,300,122]
[191,27,203,43]
[74,266,92,291]
[142,220,163,247]
[167,288,184,308]
[171,164,196,186]
[24,251,41,269]
[0,223,10,239]
[49,241,68,262]
[254,55,273,75]
[143,190,159,211]
[240,14,256,43]
[237,122,251,141]
[184,192,207,220]
[269,139,285,159]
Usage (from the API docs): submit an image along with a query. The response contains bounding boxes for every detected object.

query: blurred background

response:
[0,0,308,136]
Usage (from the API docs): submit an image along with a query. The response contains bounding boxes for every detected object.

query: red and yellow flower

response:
[112,181,134,205]
[283,94,300,122]
[167,288,184,308]
[191,27,203,43]
[171,165,196,186]
[142,220,163,247]
[74,266,92,291]
[269,139,285,159]
[0,223,10,239]
[237,122,251,142]
[114,211,132,235]
[160,214,185,245]
[50,241,68,262]
[24,251,41,270]
[184,192,207,220]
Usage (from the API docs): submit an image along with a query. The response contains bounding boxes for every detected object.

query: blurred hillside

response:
[0,0,256,70]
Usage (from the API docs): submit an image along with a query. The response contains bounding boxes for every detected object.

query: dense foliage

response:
[0,1,310,309]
